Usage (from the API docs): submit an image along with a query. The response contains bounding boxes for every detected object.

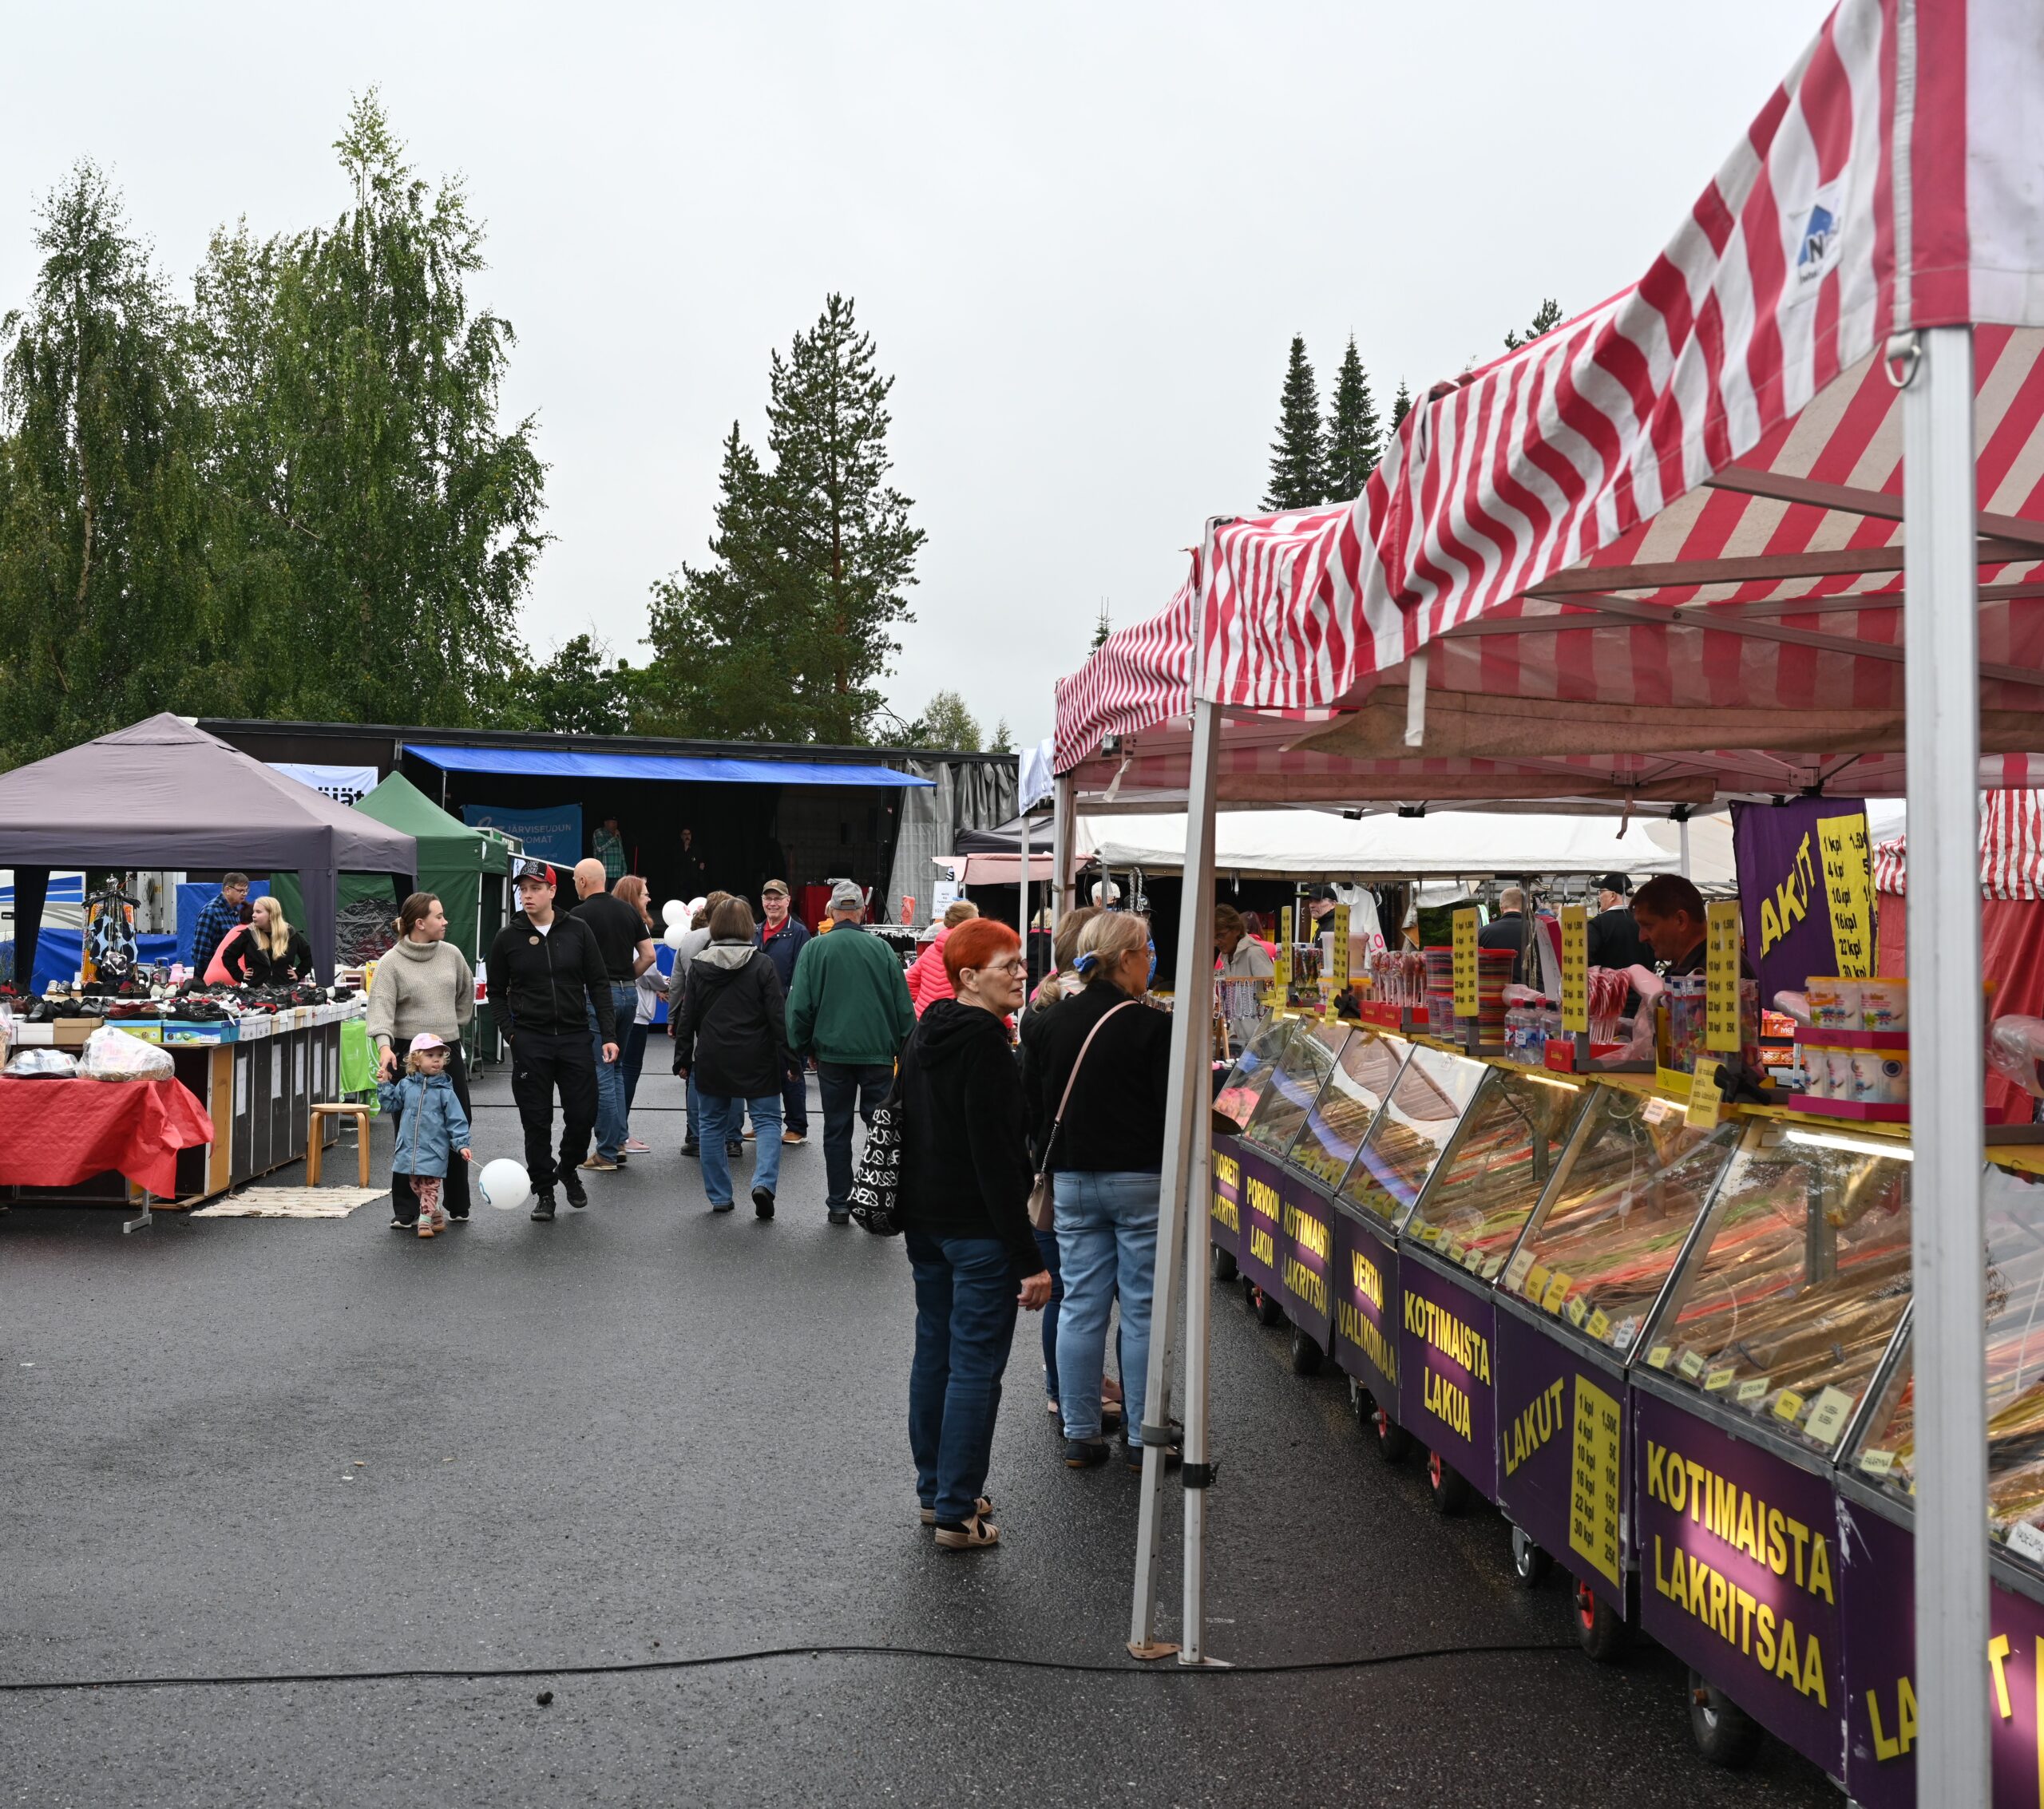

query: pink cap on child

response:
[408,1031,447,1054]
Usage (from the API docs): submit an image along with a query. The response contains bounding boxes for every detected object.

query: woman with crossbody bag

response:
[1020,910,1177,1473]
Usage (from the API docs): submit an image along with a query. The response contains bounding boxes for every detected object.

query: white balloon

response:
[687,897,707,920]
[477,1158,533,1213]
[664,924,687,948]
[661,899,686,928]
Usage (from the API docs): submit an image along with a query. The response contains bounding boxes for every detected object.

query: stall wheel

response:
[1509,1523,1552,1588]
[1572,1577,1630,1664]
[1374,1403,1412,1464]
[1426,1449,1472,1516]
[1251,1285,1285,1328]
[1687,1671,1762,1768]
[1349,1379,1372,1427]
[1211,1245,1238,1284]
[1287,1326,1323,1376]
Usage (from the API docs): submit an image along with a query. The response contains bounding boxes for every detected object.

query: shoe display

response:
[531,1190,557,1221]
[751,1186,775,1220]
[564,1174,588,1210]
[1064,1437,1112,1470]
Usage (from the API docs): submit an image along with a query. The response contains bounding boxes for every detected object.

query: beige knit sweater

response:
[365,936,477,1051]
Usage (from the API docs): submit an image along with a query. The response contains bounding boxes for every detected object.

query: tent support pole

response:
[1128,695,1220,1662]
[1053,775,1075,918]
[1678,817,1691,879]
[1018,810,1031,939]
[1903,323,1988,1797]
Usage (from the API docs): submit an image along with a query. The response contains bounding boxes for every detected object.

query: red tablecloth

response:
[0,1076,214,1198]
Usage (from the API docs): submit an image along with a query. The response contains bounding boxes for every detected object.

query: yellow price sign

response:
[1559,904,1588,1033]
[1705,899,1743,1052]
[1452,906,1480,1019]
[1686,1060,1723,1129]
[1816,813,1876,979]
[1330,904,1351,987]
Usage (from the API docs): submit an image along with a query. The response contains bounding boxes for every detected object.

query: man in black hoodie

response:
[486,860,618,1221]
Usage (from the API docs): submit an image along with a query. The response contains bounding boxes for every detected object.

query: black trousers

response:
[508,1028,598,1192]
[390,1043,473,1224]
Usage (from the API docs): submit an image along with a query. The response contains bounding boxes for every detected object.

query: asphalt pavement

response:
[0,1062,1838,1807]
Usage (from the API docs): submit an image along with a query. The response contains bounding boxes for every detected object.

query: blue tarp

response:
[404,745,933,788]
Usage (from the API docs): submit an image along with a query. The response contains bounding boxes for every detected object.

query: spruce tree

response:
[1090,601,1111,651]
[1504,298,1564,350]
[1261,333,1325,512]
[1390,379,1412,432]
[1322,334,1382,501]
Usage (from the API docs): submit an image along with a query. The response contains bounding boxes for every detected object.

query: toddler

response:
[378,1032,473,1238]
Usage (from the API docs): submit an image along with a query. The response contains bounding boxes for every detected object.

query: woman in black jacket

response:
[221,895,315,987]
[897,918,1052,1551]
[673,897,790,1218]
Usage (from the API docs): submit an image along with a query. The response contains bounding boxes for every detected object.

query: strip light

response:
[1784,1126,1914,1162]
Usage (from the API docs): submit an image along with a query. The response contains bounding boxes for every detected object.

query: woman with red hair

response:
[895,917,1052,1550]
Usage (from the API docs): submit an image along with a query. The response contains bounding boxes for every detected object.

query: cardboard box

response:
[53,1017,103,1049]
[12,1023,55,1047]
[112,1021,165,1044]
[164,1021,236,1045]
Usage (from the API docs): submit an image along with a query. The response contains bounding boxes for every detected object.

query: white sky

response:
[0,1,1829,752]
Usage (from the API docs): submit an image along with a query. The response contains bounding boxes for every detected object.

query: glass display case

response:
[1402,1069,1586,1278]
[1338,1043,1487,1225]
[1846,1163,2044,1562]
[1214,1016,1300,1133]
[1284,1029,1410,1191]
[1238,1021,1350,1160]
[1503,1088,1744,1359]
[1645,1123,1914,1457]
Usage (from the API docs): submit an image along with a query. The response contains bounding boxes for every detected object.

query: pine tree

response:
[1503,298,1564,350]
[1261,333,1325,512]
[1390,379,1412,432]
[988,717,1013,754]
[1322,334,1382,501]
[1090,601,1111,651]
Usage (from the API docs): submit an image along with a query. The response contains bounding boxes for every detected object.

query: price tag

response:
[1462,1245,1483,1273]
[1704,1367,1735,1392]
[1420,1224,1440,1245]
[1677,1349,1706,1380]
[1643,1095,1675,1126]
[1803,1385,1855,1447]
[2007,1522,2044,1566]
[1858,1447,1896,1477]
[1524,1262,1551,1301]
[1565,1296,1587,1328]
[1610,1316,1638,1351]
[1685,1062,1722,1129]
[1540,1269,1573,1312]
[1559,904,1589,1034]
[1452,907,1480,1019]
[1586,1308,1612,1343]
[1773,1388,1806,1424]
[1816,812,1876,980]
[1647,1344,1672,1370]
[1331,904,1351,988]
[1504,1248,1535,1292]
[1705,899,1743,1052]
[1736,1377,1770,1405]
[1482,1253,1504,1281]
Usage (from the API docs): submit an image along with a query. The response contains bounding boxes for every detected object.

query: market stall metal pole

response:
[1018,813,1031,939]
[1128,693,1221,1663]
[1053,775,1075,918]
[1901,323,1990,1795]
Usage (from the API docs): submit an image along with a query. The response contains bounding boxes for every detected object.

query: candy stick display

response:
[1213,1017,1301,1131]
[1285,1031,1411,1190]
[1403,1070,1585,1269]
[1238,1021,1348,1157]
[1340,1044,1487,1222]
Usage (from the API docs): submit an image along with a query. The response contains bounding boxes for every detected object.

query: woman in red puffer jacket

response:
[906,900,980,1016]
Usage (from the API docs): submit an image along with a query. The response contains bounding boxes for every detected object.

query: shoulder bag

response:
[1028,1000,1135,1232]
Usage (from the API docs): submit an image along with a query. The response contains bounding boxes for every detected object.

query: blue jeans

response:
[620,1022,649,1110]
[686,1071,701,1146]
[905,1231,1020,1523]
[818,1059,895,1214]
[1034,1227,1065,1405]
[699,1093,782,1205]
[588,984,636,1158]
[1053,1170,1161,1444]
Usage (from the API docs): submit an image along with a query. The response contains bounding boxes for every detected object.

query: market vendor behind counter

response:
[212,895,315,988]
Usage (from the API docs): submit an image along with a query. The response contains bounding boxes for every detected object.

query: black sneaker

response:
[564,1174,588,1210]
[752,1186,775,1220]
[1125,1435,1183,1473]
[682,1142,700,1159]
[613,1154,628,1167]
[827,1209,851,1226]
[1065,1437,1112,1470]
[725,1141,743,1159]
[390,1217,411,1231]
[531,1190,557,1221]
[711,1200,735,1214]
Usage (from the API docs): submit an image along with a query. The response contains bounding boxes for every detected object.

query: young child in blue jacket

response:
[378,1032,473,1238]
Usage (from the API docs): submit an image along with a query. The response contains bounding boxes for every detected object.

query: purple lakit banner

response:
[1278,1172,1335,1348]
[1235,1146,1287,1300]
[1495,1306,1629,1609]
[1331,1205,1399,1407]
[1399,1250,1499,1500]
[1634,1387,1844,1775]
[1209,1134,1243,1261]
[1731,797,1871,1002]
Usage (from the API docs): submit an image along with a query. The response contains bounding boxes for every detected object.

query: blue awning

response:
[404,744,932,788]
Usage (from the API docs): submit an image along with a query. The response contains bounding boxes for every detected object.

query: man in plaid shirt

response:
[190,872,250,975]
[592,818,627,884]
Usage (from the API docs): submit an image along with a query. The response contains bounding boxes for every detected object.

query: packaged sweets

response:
[1860,976,1907,1031]
[1807,976,1861,1031]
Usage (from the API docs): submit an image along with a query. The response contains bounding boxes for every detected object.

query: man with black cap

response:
[485,858,619,1221]
[1586,873,1651,973]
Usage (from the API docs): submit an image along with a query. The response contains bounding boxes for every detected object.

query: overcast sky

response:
[1,2,1829,752]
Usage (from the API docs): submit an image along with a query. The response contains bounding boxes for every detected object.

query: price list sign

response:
[1559,904,1588,1033]
[1705,898,1743,1052]
[1815,811,1876,978]
[1452,906,1479,1019]
[1270,905,1292,1008]
[1568,1373,1623,1588]
[1330,904,1350,986]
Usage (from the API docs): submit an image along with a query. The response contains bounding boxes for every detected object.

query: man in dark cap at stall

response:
[1586,873,1651,973]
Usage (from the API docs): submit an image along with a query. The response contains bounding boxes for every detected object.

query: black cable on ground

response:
[0,1638,1578,1696]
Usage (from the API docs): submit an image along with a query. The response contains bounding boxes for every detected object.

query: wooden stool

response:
[308,1102,373,1188]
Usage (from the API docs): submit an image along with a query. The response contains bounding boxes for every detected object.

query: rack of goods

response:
[1836,1162,2044,1804]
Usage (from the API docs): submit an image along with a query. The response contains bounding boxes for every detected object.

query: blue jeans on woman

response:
[1053,1170,1160,1446]
[906,1231,1020,1524]
[1033,1227,1064,1406]
[699,1094,782,1205]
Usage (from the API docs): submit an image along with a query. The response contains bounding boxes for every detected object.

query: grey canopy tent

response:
[0,714,416,984]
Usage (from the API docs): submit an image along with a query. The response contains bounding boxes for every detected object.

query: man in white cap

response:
[785,880,916,1225]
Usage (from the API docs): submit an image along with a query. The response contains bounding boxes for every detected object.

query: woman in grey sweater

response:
[366,893,477,1224]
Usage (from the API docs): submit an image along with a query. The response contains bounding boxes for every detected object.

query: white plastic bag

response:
[81,1024,174,1083]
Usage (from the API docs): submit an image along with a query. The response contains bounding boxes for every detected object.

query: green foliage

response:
[909,688,980,752]
[1390,378,1412,431]
[1090,601,1111,651]
[1322,334,1381,502]
[987,716,1013,755]
[640,294,923,743]
[1503,298,1564,350]
[491,633,635,734]
[1261,333,1325,512]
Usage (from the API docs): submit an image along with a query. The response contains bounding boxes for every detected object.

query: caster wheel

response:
[1252,1285,1285,1328]
[1374,1403,1412,1463]
[1349,1379,1372,1425]
[1212,1245,1238,1283]
[1288,1326,1323,1375]
[1510,1523,1552,1588]
[1427,1448,1472,1516]
[1573,1576,1630,1664]
[1688,1671,1762,1767]
[1241,1276,1259,1312]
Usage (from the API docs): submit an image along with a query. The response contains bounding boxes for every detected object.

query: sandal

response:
[921,1494,992,1526]
[933,1513,1000,1550]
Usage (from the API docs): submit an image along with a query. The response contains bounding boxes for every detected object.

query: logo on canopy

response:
[1788,176,1848,289]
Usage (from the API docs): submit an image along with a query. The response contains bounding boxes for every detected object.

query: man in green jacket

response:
[787,880,916,1225]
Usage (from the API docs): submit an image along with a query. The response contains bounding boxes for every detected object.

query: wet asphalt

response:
[0,1063,1836,1808]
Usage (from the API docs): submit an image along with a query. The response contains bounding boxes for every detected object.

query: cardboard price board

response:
[1559,904,1589,1034]
[1705,899,1744,1052]
[1816,813,1876,979]
[1452,907,1480,1019]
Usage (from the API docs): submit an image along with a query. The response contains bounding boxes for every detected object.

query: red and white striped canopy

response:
[1056,0,2044,806]
[1874,791,2044,899]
